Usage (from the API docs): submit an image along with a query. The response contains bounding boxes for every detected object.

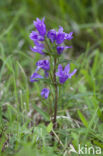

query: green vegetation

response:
[0,0,103,155]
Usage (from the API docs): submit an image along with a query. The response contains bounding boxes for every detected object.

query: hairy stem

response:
[53,57,58,129]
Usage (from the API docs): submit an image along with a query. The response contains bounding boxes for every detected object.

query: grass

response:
[0,0,103,155]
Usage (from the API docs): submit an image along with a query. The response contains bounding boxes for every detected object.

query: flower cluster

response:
[29,17,77,99]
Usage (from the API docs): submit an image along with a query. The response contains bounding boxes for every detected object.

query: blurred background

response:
[0,0,103,155]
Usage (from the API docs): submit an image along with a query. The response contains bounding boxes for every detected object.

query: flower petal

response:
[65,32,73,40]
[56,64,63,77]
[30,46,45,55]
[33,17,46,36]
[56,26,65,44]
[30,72,43,82]
[59,75,68,84]
[68,69,77,78]
[41,88,50,99]
[47,29,56,43]
[29,31,44,41]
[36,60,50,71]
[64,64,70,74]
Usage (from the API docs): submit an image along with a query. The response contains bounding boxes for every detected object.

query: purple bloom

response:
[57,46,72,54]
[47,29,56,43]
[30,41,45,55]
[65,32,73,40]
[56,26,65,44]
[35,60,50,78]
[41,88,50,99]
[30,72,43,82]
[33,17,46,36]
[56,64,77,84]
[36,60,50,71]
[34,40,44,48]
[47,27,73,44]
[30,46,45,55]
[29,31,44,41]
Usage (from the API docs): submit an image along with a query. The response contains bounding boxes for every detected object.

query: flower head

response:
[33,17,46,36]
[65,32,73,40]
[56,64,77,84]
[56,26,65,44]
[30,46,45,55]
[34,40,44,48]
[29,31,44,41]
[57,46,72,55]
[30,72,43,82]
[36,60,50,71]
[41,88,50,99]
[47,29,56,43]
[30,40,45,55]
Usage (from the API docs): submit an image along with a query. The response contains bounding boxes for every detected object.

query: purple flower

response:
[36,60,50,71]
[41,88,50,99]
[65,32,73,40]
[30,72,43,82]
[33,17,46,36]
[29,31,44,41]
[30,41,45,55]
[56,26,65,44]
[56,64,77,84]
[57,46,72,54]
[47,29,56,43]
[34,40,44,48]
[30,46,45,55]
[35,60,50,78]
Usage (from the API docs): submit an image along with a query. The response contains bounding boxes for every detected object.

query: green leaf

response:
[32,104,50,121]
[46,122,53,133]
[77,110,88,128]
[93,140,103,149]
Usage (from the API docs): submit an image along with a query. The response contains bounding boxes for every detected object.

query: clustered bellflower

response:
[56,64,77,84]
[29,17,77,100]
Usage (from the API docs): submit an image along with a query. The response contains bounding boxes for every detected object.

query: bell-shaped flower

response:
[56,26,65,44]
[41,88,50,99]
[30,41,45,55]
[36,60,50,71]
[47,29,56,43]
[56,64,77,84]
[64,32,73,40]
[29,31,44,41]
[57,46,72,54]
[33,17,46,36]
[30,72,43,82]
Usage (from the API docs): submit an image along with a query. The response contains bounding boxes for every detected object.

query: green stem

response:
[53,57,58,129]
